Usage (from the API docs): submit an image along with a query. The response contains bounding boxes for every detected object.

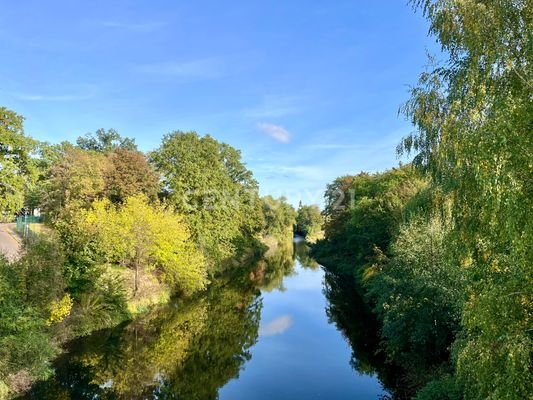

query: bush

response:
[366,216,463,370]
[0,247,62,395]
[415,376,462,400]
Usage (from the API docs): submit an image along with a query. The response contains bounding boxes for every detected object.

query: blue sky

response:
[0,1,439,206]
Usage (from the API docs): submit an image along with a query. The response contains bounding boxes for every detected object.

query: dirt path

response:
[0,223,22,261]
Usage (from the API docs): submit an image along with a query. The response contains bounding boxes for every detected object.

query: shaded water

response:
[23,238,391,399]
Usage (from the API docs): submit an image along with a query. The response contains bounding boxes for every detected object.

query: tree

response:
[295,204,323,241]
[314,165,426,273]
[150,131,263,266]
[366,216,462,374]
[400,1,532,398]
[313,166,439,393]
[0,107,36,219]
[261,195,296,240]
[83,195,207,296]
[41,145,160,216]
[322,175,358,240]
[76,128,137,153]
[104,148,160,204]
[25,141,78,214]
[43,147,106,216]
[0,237,67,395]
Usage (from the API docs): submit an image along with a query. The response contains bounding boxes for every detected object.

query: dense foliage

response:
[260,195,296,241]
[3,1,528,397]
[82,195,207,297]
[76,128,137,153]
[0,108,36,219]
[0,246,62,394]
[0,112,295,398]
[295,203,323,242]
[402,1,533,398]
[314,166,427,274]
[150,131,266,267]
[24,237,307,399]
[315,1,532,399]
[105,148,160,204]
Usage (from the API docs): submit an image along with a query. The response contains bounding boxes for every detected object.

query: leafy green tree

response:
[314,165,426,274]
[0,107,36,219]
[366,216,463,377]
[295,204,323,241]
[41,145,160,216]
[414,375,462,400]
[400,1,532,398]
[150,131,263,266]
[24,141,69,214]
[315,166,447,393]
[322,174,358,241]
[0,237,68,396]
[76,128,137,153]
[261,195,296,240]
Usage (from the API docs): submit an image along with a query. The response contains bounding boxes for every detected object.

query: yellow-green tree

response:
[84,195,208,296]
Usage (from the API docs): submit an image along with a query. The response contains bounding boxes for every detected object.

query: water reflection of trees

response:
[24,243,409,400]
[249,239,296,292]
[294,238,319,270]
[25,276,261,399]
[24,241,306,400]
[323,269,412,400]
[158,280,262,399]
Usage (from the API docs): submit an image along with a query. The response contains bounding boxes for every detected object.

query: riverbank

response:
[0,232,292,399]
[22,238,389,400]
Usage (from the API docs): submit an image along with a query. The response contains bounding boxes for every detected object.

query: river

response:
[23,238,390,399]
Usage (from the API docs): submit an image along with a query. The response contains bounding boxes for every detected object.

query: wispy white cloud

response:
[135,58,224,79]
[244,95,303,118]
[257,122,291,143]
[259,315,293,337]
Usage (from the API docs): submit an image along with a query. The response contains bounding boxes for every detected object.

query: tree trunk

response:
[134,262,138,296]
[134,247,140,297]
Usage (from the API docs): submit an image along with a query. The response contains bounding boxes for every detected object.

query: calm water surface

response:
[25,239,389,399]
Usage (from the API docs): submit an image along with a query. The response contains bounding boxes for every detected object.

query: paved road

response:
[0,223,21,261]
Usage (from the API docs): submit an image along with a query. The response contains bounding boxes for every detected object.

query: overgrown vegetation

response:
[22,241,303,399]
[0,115,296,397]
[314,1,532,399]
